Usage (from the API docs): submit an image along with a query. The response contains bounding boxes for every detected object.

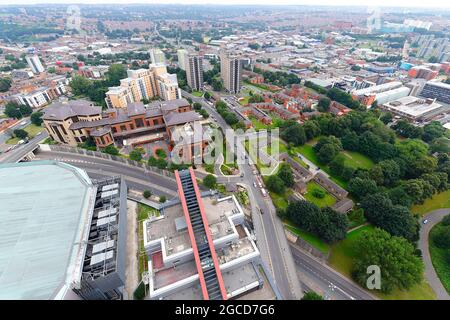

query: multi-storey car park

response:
[142,168,272,300]
[0,161,127,300]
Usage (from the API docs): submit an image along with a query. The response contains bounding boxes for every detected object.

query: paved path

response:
[419,208,450,300]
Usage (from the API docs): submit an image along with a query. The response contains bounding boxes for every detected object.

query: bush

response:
[266,175,286,194]
[432,226,450,249]
[312,188,325,199]
[143,190,152,199]
[102,144,119,155]
[159,195,166,203]
[203,174,217,189]
[441,215,450,226]
[133,281,147,300]
[301,292,323,300]
[13,129,28,139]
[129,148,144,162]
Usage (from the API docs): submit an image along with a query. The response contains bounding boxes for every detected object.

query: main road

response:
[182,90,303,300]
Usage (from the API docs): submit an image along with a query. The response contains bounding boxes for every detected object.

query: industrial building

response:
[143,168,266,300]
[0,161,127,300]
[420,81,450,104]
[380,96,448,122]
[351,81,410,107]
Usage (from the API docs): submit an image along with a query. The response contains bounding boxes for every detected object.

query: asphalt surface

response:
[418,209,450,300]
[290,244,377,300]
[0,130,48,163]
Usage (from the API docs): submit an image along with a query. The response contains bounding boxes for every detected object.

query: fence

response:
[42,144,175,179]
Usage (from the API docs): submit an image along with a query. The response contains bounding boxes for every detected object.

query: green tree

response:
[30,111,44,126]
[103,144,119,155]
[266,175,286,194]
[380,112,393,125]
[129,148,144,162]
[352,228,424,293]
[422,121,446,143]
[317,97,331,112]
[281,122,306,146]
[13,129,28,139]
[203,174,217,189]
[0,77,12,92]
[143,190,152,199]
[106,63,127,86]
[431,225,450,249]
[348,177,378,200]
[301,292,323,300]
[277,163,294,187]
[159,195,167,203]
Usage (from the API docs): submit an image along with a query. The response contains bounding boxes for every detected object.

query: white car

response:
[20,121,27,125]
[423,219,429,224]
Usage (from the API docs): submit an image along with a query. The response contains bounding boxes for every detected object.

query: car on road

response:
[240,173,244,177]
[259,208,264,215]
[36,131,43,136]
[423,219,429,224]
[20,121,27,125]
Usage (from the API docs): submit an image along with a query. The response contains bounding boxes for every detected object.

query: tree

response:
[303,120,321,141]
[422,121,446,143]
[193,102,202,111]
[159,195,167,203]
[103,144,119,155]
[204,91,211,100]
[431,225,450,249]
[106,64,127,86]
[4,102,32,119]
[370,160,400,187]
[280,122,306,146]
[301,292,323,300]
[203,174,217,189]
[70,75,92,96]
[13,129,28,139]
[30,111,44,126]
[317,97,331,112]
[266,175,285,194]
[212,78,223,91]
[316,143,339,164]
[380,112,393,125]
[143,190,152,199]
[361,193,419,241]
[0,77,12,92]
[129,148,144,162]
[348,177,378,200]
[277,163,294,187]
[430,137,450,154]
[352,228,424,293]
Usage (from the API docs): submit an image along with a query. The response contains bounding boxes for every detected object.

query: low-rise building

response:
[380,96,448,122]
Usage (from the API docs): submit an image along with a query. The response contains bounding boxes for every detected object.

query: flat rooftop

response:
[383,96,445,117]
[145,195,241,256]
[0,161,94,299]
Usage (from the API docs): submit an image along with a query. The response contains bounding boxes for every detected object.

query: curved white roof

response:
[0,161,94,299]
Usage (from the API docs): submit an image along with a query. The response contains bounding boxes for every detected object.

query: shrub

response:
[312,188,325,199]
[143,190,152,199]
[159,195,166,203]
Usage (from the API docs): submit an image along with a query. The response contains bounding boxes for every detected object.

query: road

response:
[32,150,179,198]
[290,244,377,300]
[418,209,450,300]
[0,118,32,150]
[183,90,303,300]
[0,130,48,163]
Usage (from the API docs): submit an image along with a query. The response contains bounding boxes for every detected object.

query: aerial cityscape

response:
[0,1,450,307]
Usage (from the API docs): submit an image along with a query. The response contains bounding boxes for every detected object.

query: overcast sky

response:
[0,0,449,8]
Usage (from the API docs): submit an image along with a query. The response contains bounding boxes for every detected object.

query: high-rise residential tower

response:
[220,51,242,94]
[177,49,188,70]
[186,53,204,91]
[149,48,166,64]
[25,55,45,74]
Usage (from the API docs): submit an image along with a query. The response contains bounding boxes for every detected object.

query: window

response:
[120,125,126,131]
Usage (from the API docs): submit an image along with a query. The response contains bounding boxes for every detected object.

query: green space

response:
[262,138,289,155]
[191,91,204,97]
[220,164,237,175]
[329,225,436,300]
[238,96,249,106]
[6,124,43,144]
[429,221,450,295]
[303,181,336,208]
[268,188,292,210]
[243,80,279,92]
[137,203,160,220]
[341,150,374,170]
[411,190,450,216]
[285,222,331,254]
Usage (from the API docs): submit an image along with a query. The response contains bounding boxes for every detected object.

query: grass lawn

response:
[268,188,292,210]
[328,224,436,300]
[262,138,288,155]
[137,203,160,221]
[428,222,450,295]
[285,222,331,254]
[6,124,44,144]
[238,96,249,106]
[220,164,237,175]
[411,190,450,216]
[341,151,374,170]
[191,91,203,97]
[304,181,336,208]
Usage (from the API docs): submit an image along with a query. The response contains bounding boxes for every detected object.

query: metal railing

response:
[43,144,175,179]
